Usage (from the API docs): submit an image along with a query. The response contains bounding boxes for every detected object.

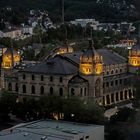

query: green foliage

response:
[0,93,105,123]
[0,37,12,48]
[23,49,35,61]
[107,127,127,140]
[0,91,17,122]
[110,107,136,122]
[0,0,139,22]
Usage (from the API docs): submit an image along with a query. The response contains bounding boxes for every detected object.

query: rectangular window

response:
[115,80,118,85]
[120,79,122,85]
[41,75,44,81]
[23,74,26,80]
[106,82,109,87]
[50,76,53,82]
[111,81,114,87]
[60,77,63,83]
[32,75,35,80]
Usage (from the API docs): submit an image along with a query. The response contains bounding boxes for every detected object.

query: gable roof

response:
[20,55,78,75]
[97,49,127,65]
[68,75,88,84]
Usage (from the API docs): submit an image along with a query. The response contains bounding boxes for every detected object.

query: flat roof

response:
[0,120,104,140]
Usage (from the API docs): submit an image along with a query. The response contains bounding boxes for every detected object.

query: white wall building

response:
[0,120,104,140]
[22,26,33,35]
[0,28,22,39]
[70,19,99,30]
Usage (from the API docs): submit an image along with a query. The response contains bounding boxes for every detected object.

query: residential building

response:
[22,26,33,35]
[0,28,22,39]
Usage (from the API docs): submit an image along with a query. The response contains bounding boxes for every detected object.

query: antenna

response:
[61,0,65,24]
[61,0,68,44]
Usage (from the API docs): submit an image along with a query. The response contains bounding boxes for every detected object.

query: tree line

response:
[0,92,104,124]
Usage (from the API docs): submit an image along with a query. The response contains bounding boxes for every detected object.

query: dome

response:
[80,39,100,63]
[82,49,97,57]
[2,48,21,69]
[129,40,140,67]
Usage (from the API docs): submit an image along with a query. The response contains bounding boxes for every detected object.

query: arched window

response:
[15,83,18,92]
[50,87,53,95]
[8,83,12,91]
[59,88,63,96]
[80,88,83,96]
[106,71,109,75]
[115,69,118,74]
[84,87,87,96]
[95,79,101,97]
[71,88,75,96]
[31,85,35,94]
[111,70,114,74]
[40,86,44,95]
[22,85,26,93]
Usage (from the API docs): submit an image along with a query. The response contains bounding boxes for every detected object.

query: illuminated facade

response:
[129,44,140,67]
[56,46,74,55]
[120,39,135,46]
[2,49,21,69]
[80,49,103,75]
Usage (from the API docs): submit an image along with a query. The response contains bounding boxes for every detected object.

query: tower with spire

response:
[80,40,103,75]
[79,39,103,104]
[128,25,140,73]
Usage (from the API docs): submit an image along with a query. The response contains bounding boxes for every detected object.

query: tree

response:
[110,107,136,123]
[0,92,17,122]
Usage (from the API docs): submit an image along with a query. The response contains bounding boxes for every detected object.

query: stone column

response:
[123,90,125,100]
[104,96,107,106]
[109,94,111,105]
[118,91,121,102]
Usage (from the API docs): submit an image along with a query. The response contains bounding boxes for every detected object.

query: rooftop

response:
[20,49,127,75]
[0,120,104,140]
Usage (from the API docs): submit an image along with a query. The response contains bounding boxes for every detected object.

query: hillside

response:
[0,0,140,22]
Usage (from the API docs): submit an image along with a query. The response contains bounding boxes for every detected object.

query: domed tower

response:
[129,39,140,73]
[79,40,104,105]
[56,40,74,55]
[2,48,21,69]
[80,41,103,75]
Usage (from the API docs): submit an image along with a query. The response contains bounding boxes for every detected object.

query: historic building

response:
[3,41,139,106]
